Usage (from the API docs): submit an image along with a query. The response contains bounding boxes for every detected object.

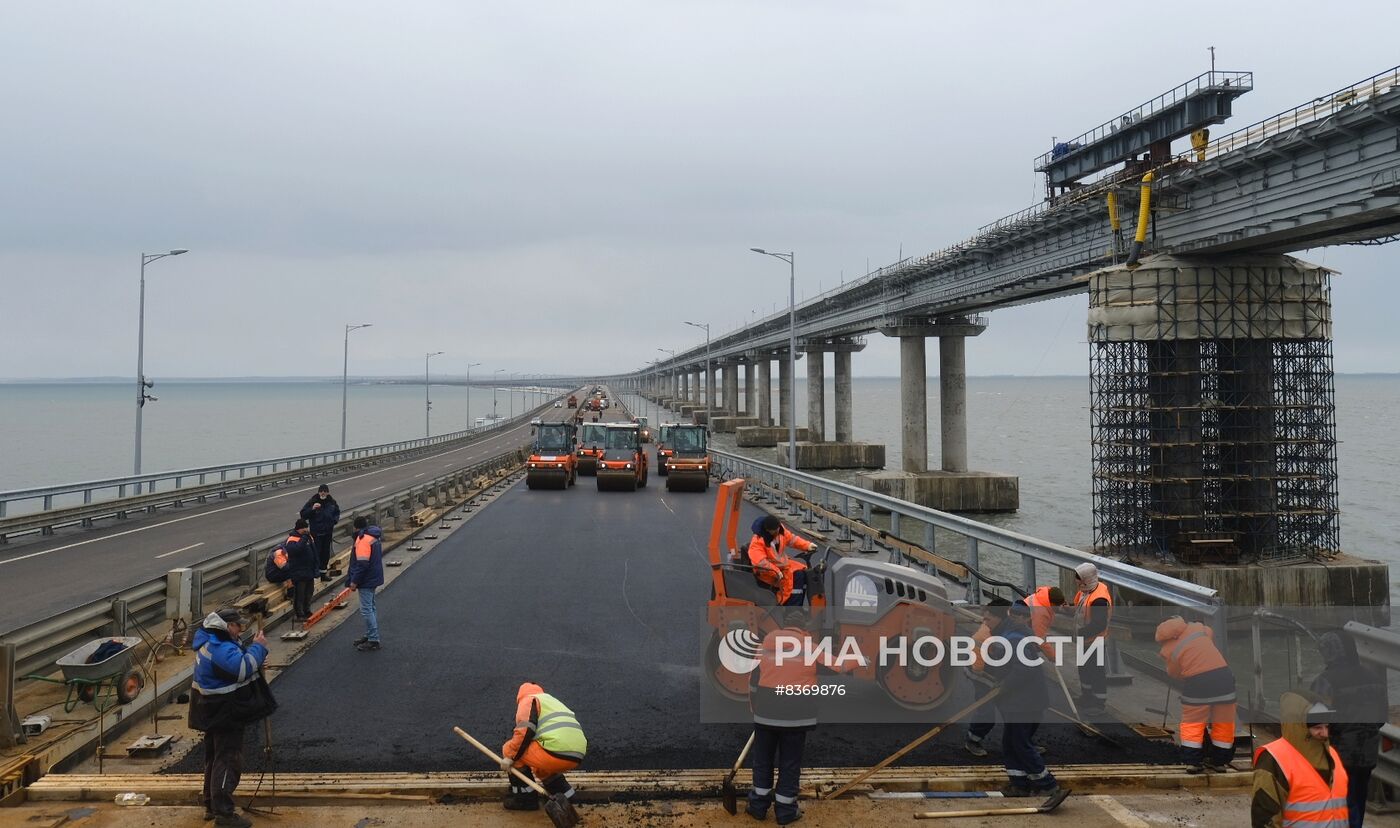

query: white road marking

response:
[414,473,425,478]
[155,542,205,559]
[0,422,535,567]
[1087,795,1152,828]
[370,486,385,492]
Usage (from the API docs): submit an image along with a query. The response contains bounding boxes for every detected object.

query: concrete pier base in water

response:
[1140,554,1391,617]
[857,469,1019,512]
[710,415,760,433]
[778,441,886,470]
[736,426,810,448]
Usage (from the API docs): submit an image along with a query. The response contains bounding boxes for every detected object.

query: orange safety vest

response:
[754,627,817,690]
[1073,582,1113,639]
[1253,738,1349,827]
[354,532,374,561]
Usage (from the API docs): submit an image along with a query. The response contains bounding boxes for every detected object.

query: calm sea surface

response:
[4,376,1397,600]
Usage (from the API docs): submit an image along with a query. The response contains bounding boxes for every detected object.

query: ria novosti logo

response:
[715,631,1105,671]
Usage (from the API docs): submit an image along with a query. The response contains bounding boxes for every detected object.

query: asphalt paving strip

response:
[168,435,1179,775]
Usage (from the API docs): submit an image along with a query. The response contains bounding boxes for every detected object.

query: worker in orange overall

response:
[1072,562,1113,713]
[500,682,587,811]
[1252,692,1348,828]
[1155,616,1237,772]
[746,516,817,606]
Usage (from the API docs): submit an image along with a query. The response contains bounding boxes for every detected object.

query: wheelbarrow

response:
[24,637,145,713]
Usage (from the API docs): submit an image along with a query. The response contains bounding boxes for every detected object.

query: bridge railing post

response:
[1,643,24,747]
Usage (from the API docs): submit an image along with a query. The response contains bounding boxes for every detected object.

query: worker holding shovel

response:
[500,682,588,812]
[982,602,1060,798]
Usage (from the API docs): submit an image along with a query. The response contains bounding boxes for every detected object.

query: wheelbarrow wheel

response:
[77,684,97,704]
[116,669,144,705]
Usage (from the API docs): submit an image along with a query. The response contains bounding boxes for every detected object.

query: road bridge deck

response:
[0,407,563,632]
[167,434,1179,775]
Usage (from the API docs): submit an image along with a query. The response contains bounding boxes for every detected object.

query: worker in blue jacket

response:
[284,519,319,621]
[983,602,1059,798]
[189,609,269,828]
[346,516,385,651]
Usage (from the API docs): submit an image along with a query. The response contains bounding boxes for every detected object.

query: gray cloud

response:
[2,1,1396,378]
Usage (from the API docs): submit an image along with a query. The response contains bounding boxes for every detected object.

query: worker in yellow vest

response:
[1252,692,1348,828]
[1072,563,1112,714]
[500,682,587,811]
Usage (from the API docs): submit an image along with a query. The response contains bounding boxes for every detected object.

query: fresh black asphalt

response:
[173,444,1179,774]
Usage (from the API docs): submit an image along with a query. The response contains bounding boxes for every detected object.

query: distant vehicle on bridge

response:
[576,422,608,475]
[567,394,578,408]
[662,424,708,492]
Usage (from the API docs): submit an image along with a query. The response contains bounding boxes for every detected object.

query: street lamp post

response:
[341,323,373,450]
[683,321,711,432]
[751,248,797,469]
[657,348,676,418]
[493,368,505,418]
[465,361,482,429]
[134,248,189,476]
[425,351,444,437]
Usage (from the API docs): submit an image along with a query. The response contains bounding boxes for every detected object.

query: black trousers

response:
[749,725,807,821]
[292,578,314,619]
[313,532,333,573]
[202,727,245,816]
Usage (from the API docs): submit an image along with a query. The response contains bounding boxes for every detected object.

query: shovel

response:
[721,731,755,814]
[453,726,579,828]
[914,787,1071,819]
[823,688,1001,800]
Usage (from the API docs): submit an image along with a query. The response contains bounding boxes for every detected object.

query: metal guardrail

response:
[1344,621,1400,806]
[0,393,568,521]
[0,400,562,542]
[708,448,1220,610]
[0,444,530,744]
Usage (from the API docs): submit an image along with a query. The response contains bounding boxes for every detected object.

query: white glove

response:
[499,758,514,774]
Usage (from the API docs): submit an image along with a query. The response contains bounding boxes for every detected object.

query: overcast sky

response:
[2,1,1396,380]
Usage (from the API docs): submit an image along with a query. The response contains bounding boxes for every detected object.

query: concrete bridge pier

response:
[743,360,755,416]
[709,360,755,432]
[858,318,1018,512]
[778,339,884,469]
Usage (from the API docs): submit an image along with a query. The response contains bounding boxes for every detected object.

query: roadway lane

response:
[0,395,583,633]
[212,437,1178,773]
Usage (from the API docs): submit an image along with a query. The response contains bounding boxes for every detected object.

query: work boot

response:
[1185,763,1207,774]
[746,791,772,820]
[355,640,381,652]
[214,813,252,828]
[998,784,1038,798]
[351,637,369,647]
[503,792,539,811]
[775,806,803,825]
[962,738,988,758]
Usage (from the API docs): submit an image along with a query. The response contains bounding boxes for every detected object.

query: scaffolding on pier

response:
[1088,256,1340,564]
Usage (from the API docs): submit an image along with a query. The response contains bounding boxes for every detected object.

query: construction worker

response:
[346,515,384,652]
[1310,631,1386,827]
[299,484,341,581]
[747,608,823,824]
[1252,692,1348,828]
[1072,562,1112,714]
[500,682,587,811]
[1154,616,1237,772]
[1014,585,1066,658]
[188,609,270,828]
[963,598,1007,758]
[982,602,1058,797]
[746,515,816,606]
[284,519,318,621]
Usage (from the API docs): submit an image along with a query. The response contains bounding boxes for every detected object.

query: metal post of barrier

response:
[190,569,205,620]
[1,642,24,747]
[838,495,852,542]
[1022,556,1037,594]
[246,546,259,587]
[109,599,129,637]
[965,537,981,603]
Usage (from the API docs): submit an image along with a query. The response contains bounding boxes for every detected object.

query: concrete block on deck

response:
[1134,554,1391,617]
[777,442,886,470]
[857,469,1019,513]
[710,416,760,434]
[692,410,733,426]
[736,426,809,447]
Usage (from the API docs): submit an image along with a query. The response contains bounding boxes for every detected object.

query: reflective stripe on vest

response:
[1256,738,1349,827]
[532,693,587,760]
[192,644,258,695]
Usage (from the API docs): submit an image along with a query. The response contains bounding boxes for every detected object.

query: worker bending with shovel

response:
[1155,616,1237,772]
[500,682,588,811]
[746,516,817,606]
